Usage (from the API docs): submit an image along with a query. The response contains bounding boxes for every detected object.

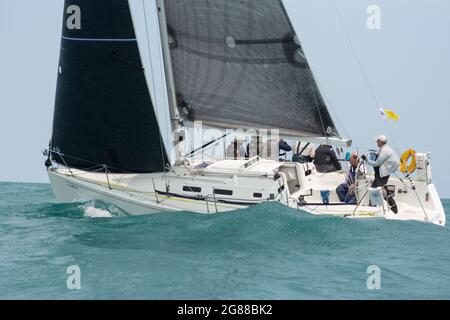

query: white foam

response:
[83,206,113,218]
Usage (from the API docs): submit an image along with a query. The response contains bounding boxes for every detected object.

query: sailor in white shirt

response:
[361,134,400,213]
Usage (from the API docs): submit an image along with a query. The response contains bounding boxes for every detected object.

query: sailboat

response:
[44,0,446,226]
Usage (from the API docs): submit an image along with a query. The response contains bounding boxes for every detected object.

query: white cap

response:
[375,135,388,143]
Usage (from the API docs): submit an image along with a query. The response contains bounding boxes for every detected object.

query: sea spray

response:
[83,205,113,218]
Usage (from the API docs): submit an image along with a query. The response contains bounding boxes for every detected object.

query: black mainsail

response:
[164,0,338,138]
[51,0,168,173]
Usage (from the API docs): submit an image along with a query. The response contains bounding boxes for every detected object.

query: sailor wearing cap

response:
[361,135,400,213]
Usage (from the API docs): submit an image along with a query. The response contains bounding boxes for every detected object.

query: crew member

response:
[279,139,292,161]
[246,136,264,158]
[226,138,245,159]
[336,153,359,204]
[292,141,315,163]
[313,145,342,173]
[361,135,400,213]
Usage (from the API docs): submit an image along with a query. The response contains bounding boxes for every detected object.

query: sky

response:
[0,0,449,196]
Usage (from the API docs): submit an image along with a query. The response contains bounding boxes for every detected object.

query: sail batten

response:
[60,36,138,42]
[164,0,339,137]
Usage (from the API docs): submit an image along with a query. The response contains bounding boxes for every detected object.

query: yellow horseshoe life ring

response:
[400,149,417,174]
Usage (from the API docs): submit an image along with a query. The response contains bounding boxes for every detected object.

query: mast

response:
[156,0,181,131]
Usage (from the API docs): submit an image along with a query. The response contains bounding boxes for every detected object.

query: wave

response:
[82,205,114,218]
[2,182,450,299]
[1,199,124,220]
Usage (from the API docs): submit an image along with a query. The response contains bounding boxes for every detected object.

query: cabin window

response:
[183,186,201,193]
[214,189,233,196]
[253,193,263,198]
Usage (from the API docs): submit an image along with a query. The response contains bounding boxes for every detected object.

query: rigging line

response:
[394,172,430,222]
[143,0,167,172]
[313,73,351,139]
[185,133,230,159]
[305,63,328,139]
[48,150,136,174]
[279,0,328,139]
[331,0,403,155]
[382,119,403,156]
[331,0,379,108]
[159,131,168,172]
[412,184,430,222]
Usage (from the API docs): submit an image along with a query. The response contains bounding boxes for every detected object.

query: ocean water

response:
[1,182,450,300]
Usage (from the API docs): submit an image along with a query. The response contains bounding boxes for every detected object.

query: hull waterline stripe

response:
[61,36,137,42]
[155,190,259,207]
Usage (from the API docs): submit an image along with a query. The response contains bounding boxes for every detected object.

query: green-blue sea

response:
[1,182,449,299]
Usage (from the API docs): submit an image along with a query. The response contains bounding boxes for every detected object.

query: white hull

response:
[47,158,446,226]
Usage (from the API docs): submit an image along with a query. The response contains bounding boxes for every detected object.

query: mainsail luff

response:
[51,0,169,173]
[164,0,339,138]
[156,0,182,127]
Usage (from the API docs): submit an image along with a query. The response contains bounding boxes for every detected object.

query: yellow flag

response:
[379,108,400,121]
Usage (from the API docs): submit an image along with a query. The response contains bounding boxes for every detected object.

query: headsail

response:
[128,0,176,165]
[164,0,339,138]
[51,0,169,173]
